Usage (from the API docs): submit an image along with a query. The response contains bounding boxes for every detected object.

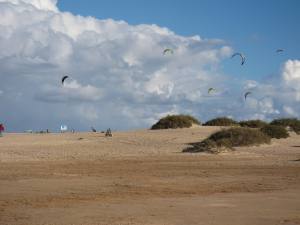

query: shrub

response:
[208,127,270,146]
[270,118,300,134]
[151,114,200,130]
[183,127,271,154]
[270,118,298,126]
[290,120,300,134]
[261,125,289,139]
[239,120,268,128]
[182,115,201,125]
[203,117,239,126]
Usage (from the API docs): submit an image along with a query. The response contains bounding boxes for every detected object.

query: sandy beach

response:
[0,127,300,225]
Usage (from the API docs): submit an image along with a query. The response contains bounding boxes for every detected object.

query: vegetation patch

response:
[203,117,239,126]
[261,125,289,139]
[151,115,201,130]
[270,118,300,134]
[183,127,271,154]
[290,121,300,134]
[239,120,268,128]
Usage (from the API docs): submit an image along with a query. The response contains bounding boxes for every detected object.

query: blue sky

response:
[58,0,300,81]
[1,0,300,132]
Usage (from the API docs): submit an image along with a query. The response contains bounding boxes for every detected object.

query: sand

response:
[0,127,300,225]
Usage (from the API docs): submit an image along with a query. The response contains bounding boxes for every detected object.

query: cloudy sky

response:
[0,0,299,132]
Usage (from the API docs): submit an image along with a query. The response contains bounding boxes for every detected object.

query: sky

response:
[58,0,300,79]
[0,0,300,132]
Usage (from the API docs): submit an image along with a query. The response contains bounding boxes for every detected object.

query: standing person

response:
[0,123,4,137]
[105,128,112,137]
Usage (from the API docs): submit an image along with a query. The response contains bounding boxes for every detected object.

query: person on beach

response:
[105,128,112,137]
[0,123,5,137]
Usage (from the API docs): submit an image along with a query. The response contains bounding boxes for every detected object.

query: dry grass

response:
[183,127,270,153]
[203,117,239,126]
[151,114,200,130]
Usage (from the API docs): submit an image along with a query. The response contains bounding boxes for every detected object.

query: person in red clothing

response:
[0,123,4,137]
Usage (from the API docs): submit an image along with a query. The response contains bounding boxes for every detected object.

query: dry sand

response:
[0,127,300,225]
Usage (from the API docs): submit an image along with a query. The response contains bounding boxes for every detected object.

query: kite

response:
[163,48,174,55]
[244,91,252,100]
[62,76,69,85]
[232,52,246,65]
[208,88,216,94]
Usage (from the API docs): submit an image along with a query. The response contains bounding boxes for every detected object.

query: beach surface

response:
[0,127,300,225]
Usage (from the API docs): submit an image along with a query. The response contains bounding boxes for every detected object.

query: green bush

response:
[203,117,239,126]
[239,120,268,128]
[270,118,298,126]
[261,125,289,139]
[290,120,300,134]
[270,118,300,134]
[183,115,201,125]
[183,127,271,154]
[151,114,201,130]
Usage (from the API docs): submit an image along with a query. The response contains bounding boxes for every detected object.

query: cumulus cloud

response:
[282,60,300,84]
[281,60,300,101]
[35,80,103,103]
[0,0,299,131]
[243,80,258,90]
[283,105,297,117]
[0,0,58,11]
[239,60,300,121]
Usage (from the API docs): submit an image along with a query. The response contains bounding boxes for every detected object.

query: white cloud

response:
[283,106,297,117]
[244,80,258,90]
[35,80,103,103]
[0,0,299,131]
[282,60,300,84]
[281,60,300,101]
[0,0,58,11]
[77,105,99,121]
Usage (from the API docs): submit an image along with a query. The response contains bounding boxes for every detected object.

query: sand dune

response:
[0,127,300,225]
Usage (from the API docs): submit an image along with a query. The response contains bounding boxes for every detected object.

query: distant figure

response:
[105,128,112,137]
[71,129,75,133]
[46,129,49,133]
[0,124,4,137]
[60,125,68,133]
[91,126,97,132]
